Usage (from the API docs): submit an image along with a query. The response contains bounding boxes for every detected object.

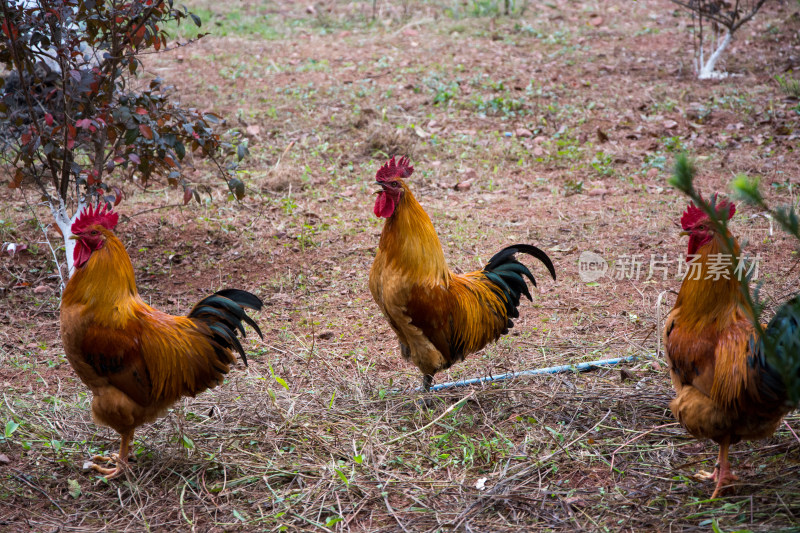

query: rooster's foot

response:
[91,453,120,464]
[86,453,130,481]
[694,468,718,482]
[710,469,739,499]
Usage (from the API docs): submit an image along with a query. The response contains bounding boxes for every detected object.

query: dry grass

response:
[3,346,800,531]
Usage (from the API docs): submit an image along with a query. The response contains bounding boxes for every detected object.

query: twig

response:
[128,203,186,218]
[610,422,679,471]
[19,192,65,292]
[539,409,612,463]
[784,420,800,446]
[10,471,67,516]
[380,391,474,447]
[273,140,295,170]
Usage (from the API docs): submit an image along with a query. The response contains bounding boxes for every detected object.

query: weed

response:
[775,74,800,99]
[563,179,584,196]
[591,151,615,177]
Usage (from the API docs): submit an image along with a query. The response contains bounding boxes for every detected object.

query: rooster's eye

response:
[391,181,399,187]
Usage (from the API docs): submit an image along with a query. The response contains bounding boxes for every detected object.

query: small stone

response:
[33,285,49,294]
[515,127,533,138]
[0,454,9,464]
[663,119,678,129]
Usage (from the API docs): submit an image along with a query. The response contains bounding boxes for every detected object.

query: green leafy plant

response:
[0,0,247,286]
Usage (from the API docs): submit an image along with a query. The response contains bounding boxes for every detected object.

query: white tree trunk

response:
[49,197,85,284]
[698,30,732,80]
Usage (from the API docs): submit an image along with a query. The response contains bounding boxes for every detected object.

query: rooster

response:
[665,198,798,498]
[60,203,263,479]
[368,156,556,392]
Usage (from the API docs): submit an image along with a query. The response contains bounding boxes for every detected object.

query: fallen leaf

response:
[461,168,477,181]
[548,244,576,253]
[2,242,27,256]
[515,127,533,138]
[454,179,473,191]
[589,15,603,26]
[596,128,609,143]
[565,496,586,507]
[67,479,81,499]
[246,125,261,136]
[403,28,419,37]
[663,119,678,129]
[33,285,49,294]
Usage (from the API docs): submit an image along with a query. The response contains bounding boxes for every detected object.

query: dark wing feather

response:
[81,323,153,407]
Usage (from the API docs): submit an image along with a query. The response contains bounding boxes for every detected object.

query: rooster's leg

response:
[710,437,738,498]
[415,374,435,408]
[89,430,133,480]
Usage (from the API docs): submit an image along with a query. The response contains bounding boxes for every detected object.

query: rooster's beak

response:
[679,230,690,237]
[69,235,79,240]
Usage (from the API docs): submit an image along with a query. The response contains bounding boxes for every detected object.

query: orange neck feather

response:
[379,184,450,281]
[62,231,140,317]
[674,232,751,330]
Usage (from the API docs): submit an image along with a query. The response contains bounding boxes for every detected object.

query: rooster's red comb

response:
[71,202,119,233]
[376,156,414,183]
[680,195,735,230]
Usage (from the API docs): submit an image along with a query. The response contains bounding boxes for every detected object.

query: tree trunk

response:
[698,30,732,80]
[50,197,85,282]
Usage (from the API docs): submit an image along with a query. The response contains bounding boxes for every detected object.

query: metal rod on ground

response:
[422,354,649,392]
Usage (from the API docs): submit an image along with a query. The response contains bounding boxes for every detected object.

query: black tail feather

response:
[189,289,264,367]
[483,243,556,329]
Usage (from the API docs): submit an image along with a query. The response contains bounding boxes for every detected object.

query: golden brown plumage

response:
[665,199,792,498]
[60,203,262,479]
[368,157,556,391]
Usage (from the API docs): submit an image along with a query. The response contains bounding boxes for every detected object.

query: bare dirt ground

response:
[1,0,800,531]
